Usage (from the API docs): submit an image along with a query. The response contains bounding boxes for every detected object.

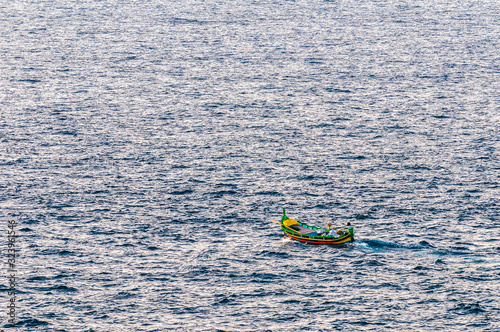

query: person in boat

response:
[326,222,338,237]
[317,228,327,236]
[327,229,339,237]
[346,222,354,237]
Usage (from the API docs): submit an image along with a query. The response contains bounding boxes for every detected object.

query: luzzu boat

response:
[275,209,354,245]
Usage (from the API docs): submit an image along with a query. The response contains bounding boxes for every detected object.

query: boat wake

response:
[355,239,433,251]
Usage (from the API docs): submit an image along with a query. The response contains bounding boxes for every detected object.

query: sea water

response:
[0,0,499,330]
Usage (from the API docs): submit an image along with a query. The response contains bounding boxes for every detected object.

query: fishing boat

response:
[273,209,354,245]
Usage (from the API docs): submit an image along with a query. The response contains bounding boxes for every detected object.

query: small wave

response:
[450,302,486,315]
[6,318,49,328]
[36,285,78,293]
[18,79,42,83]
[210,190,238,198]
[352,259,386,266]
[413,265,429,271]
[325,88,352,93]
[115,291,135,299]
[430,248,474,256]
[249,272,279,283]
[257,250,290,259]
[255,191,282,196]
[26,276,50,282]
[170,189,194,195]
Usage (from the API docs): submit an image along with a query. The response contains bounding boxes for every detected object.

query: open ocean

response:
[1,0,499,330]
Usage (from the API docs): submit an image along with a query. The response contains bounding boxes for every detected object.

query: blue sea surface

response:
[1,0,499,330]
